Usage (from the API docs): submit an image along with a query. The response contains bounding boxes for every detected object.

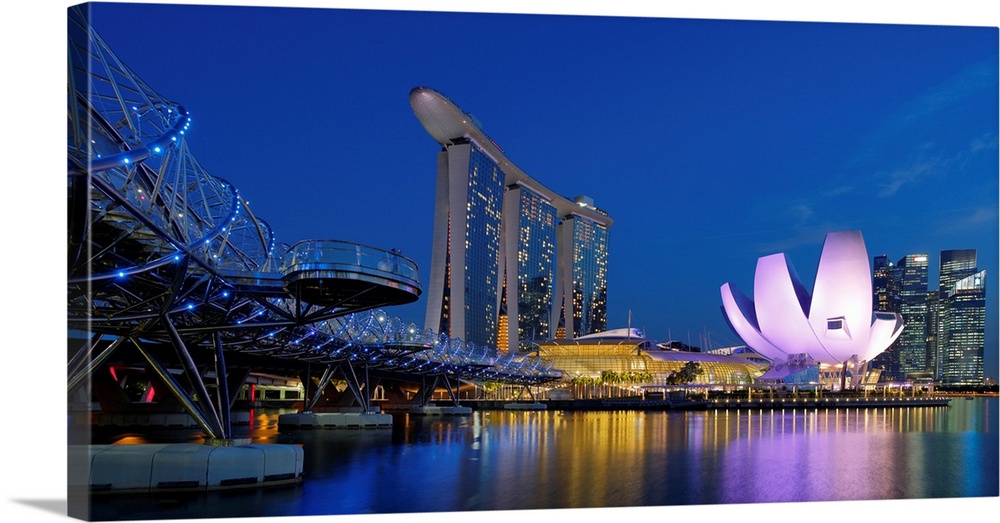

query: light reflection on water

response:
[87,398,998,520]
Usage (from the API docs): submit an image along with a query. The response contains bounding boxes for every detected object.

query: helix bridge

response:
[66,7,558,440]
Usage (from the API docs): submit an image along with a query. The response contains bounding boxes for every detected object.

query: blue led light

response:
[222,291,230,298]
[122,157,130,164]
[152,146,162,154]
[117,271,125,278]
[186,303,194,310]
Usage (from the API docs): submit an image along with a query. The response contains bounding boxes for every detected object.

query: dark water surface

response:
[87,398,998,520]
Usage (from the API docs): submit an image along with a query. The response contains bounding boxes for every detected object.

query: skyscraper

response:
[554,206,610,338]
[895,253,929,378]
[872,255,896,312]
[411,87,613,351]
[505,183,557,343]
[421,136,505,348]
[871,254,902,380]
[941,270,986,385]
[933,250,986,385]
[926,291,942,378]
[939,249,978,298]
[934,249,979,379]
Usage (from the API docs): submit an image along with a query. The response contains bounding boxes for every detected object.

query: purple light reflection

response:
[85,400,998,519]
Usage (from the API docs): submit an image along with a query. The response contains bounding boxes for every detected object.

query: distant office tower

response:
[934,249,979,379]
[926,291,941,378]
[935,250,985,385]
[939,250,978,298]
[873,254,903,315]
[412,87,613,351]
[941,270,986,385]
[895,253,930,378]
[871,254,902,380]
[872,255,897,312]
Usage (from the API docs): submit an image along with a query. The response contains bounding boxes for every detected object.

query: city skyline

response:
[5,2,998,523]
[871,249,987,384]
[71,2,999,381]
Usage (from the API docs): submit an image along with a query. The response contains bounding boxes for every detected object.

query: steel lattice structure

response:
[67,7,558,440]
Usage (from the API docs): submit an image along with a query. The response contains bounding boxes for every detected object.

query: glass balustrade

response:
[282,240,420,283]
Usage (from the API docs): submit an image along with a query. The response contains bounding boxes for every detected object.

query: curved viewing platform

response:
[280,240,421,307]
[67,3,566,459]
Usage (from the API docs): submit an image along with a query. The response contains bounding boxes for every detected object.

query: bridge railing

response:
[281,240,420,283]
[69,5,556,387]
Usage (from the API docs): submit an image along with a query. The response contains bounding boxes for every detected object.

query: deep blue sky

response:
[81,2,1000,378]
[1,2,997,522]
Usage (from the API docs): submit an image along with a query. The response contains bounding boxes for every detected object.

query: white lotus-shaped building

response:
[720,230,904,366]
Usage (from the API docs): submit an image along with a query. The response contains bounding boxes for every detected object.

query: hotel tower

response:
[410,87,613,352]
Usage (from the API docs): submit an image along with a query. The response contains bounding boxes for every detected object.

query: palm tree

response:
[664,362,702,386]
[678,361,702,383]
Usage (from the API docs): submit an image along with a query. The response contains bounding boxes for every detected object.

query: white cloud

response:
[752,220,848,255]
[970,131,998,153]
[933,206,1000,236]
[875,157,941,198]
[787,203,815,224]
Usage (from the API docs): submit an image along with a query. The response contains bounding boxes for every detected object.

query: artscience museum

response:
[720,230,905,389]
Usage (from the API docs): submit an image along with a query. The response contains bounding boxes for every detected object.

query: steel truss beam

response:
[68,7,563,443]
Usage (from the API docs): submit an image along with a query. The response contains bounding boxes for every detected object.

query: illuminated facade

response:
[869,248,986,385]
[422,138,505,347]
[497,305,509,351]
[869,254,901,380]
[941,270,986,385]
[555,206,610,339]
[939,250,978,298]
[525,329,764,390]
[896,253,930,378]
[719,230,904,386]
[934,249,979,381]
[506,184,557,343]
[412,87,613,351]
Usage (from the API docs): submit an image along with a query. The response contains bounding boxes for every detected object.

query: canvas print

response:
[65,2,998,522]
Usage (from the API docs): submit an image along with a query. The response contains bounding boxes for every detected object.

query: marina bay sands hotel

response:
[410,87,613,353]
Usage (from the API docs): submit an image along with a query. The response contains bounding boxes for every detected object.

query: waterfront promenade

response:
[459,394,954,412]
